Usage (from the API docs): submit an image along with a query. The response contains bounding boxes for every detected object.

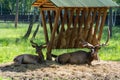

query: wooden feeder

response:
[32,0,118,60]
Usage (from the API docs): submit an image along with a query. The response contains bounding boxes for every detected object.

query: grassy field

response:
[0,22,120,63]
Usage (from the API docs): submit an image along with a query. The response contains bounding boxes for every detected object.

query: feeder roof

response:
[32,0,119,8]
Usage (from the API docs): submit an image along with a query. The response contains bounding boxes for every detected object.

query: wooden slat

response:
[92,8,102,45]
[56,9,67,48]
[69,9,80,47]
[40,10,49,43]
[87,8,97,43]
[46,9,60,60]
[83,8,92,40]
[98,8,108,41]
[67,9,74,29]
[42,5,56,8]
[47,11,53,33]
[74,9,80,28]
[75,9,85,47]
[41,8,57,10]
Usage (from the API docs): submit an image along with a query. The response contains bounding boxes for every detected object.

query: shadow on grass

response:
[0,61,60,73]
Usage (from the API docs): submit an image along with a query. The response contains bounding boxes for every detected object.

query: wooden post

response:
[56,9,67,48]
[46,9,60,60]
[87,8,97,43]
[92,9,102,45]
[69,9,80,47]
[98,8,108,41]
[47,10,53,34]
[41,9,49,43]
[83,8,92,40]
[67,9,74,29]
[75,9,85,47]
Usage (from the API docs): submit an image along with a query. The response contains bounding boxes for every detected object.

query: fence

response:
[0,13,120,26]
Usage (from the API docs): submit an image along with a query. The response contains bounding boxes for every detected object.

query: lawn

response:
[0,22,120,63]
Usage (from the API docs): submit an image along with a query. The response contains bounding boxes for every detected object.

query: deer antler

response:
[100,27,110,47]
[80,39,94,49]
[30,40,38,47]
[30,39,47,48]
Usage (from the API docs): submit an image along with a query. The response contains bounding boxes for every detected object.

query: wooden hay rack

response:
[32,0,118,60]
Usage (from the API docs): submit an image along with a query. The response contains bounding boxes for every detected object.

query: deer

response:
[52,28,110,65]
[13,40,47,64]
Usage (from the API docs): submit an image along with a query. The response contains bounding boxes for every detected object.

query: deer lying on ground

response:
[52,46,99,65]
[52,28,110,65]
[13,40,46,64]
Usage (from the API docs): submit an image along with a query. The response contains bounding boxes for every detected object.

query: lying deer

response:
[13,40,46,64]
[52,28,110,65]
[52,47,99,65]
[14,54,41,64]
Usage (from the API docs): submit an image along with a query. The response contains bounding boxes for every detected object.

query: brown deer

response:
[52,28,110,65]
[13,40,46,64]
[13,54,41,64]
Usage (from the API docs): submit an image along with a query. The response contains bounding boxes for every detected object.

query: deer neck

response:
[88,52,94,62]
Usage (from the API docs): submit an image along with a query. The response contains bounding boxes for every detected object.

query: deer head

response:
[30,40,47,62]
[82,27,110,60]
[30,40,46,53]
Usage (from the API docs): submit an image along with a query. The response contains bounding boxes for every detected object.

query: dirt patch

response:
[0,61,120,80]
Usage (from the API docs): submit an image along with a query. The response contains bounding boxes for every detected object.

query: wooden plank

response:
[42,5,56,8]
[40,10,49,43]
[74,9,80,28]
[66,10,69,28]
[41,8,58,10]
[69,9,80,47]
[47,10,53,33]
[67,9,74,29]
[83,8,92,40]
[98,8,108,41]
[92,9,102,45]
[66,9,74,48]
[75,9,85,47]
[46,9,60,60]
[87,8,97,43]
[56,9,67,48]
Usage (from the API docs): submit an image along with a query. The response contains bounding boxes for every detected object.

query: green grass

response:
[0,77,11,80]
[0,22,120,63]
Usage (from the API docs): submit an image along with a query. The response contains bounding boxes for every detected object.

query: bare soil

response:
[0,61,120,80]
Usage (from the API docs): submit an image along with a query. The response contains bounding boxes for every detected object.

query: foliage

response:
[0,0,35,14]
[0,23,120,63]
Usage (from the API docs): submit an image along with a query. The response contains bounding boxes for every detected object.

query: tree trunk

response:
[109,8,113,37]
[31,24,40,40]
[15,0,19,28]
[22,8,37,39]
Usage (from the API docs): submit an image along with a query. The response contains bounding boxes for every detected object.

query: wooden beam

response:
[74,9,80,28]
[67,9,74,29]
[98,8,108,41]
[47,10,53,33]
[40,10,49,43]
[42,5,56,8]
[83,8,92,40]
[75,9,85,47]
[41,8,57,11]
[87,8,97,43]
[46,9,60,60]
[56,9,67,48]
[69,9,80,47]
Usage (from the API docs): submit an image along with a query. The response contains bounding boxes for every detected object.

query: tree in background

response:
[108,0,120,37]
[15,0,19,28]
